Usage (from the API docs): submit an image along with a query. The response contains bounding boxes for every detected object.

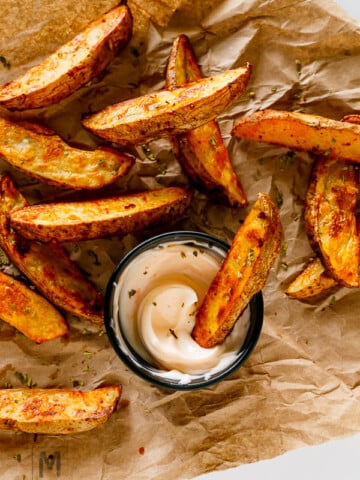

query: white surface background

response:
[194,2,360,479]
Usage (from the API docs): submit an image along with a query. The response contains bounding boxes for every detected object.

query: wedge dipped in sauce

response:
[192,193,282,348]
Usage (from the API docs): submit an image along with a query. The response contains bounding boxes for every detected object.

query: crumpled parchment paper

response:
[0,0,360,479]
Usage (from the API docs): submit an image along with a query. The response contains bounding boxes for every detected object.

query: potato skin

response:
[83,64,252,146]
[285,257,338,300]
[0,175,104,324]
[192,192,282,348]
[9,186,193,243]
[0,117,134,190]
[0,386,121,434]
[0,4,132,110]
[165,34,248,207]
[304,156,359,288]
[232,109,360,163]
[0,271,68,343]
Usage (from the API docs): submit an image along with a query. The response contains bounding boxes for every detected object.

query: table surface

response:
[195,2,360,480]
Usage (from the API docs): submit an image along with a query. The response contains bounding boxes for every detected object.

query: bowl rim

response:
[104,230,264,391]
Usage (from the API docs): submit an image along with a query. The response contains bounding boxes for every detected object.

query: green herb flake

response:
[281,262,289,271]
[0,55,11,69]
[276,189,283,208]
[329,296,337,306]
[209,137,217,147]
[246,248,255,266]
[15,371,37,388]
[169,328,178,339]
[128,289,137,298]
[13,454,21,463]
[295,59,302,73]
[280,243,288,257]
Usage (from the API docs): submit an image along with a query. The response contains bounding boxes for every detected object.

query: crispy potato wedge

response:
[0,271,68,342]
[165,34,248,207]
[231,109,360,163]
[0,386,121,434]
[0,175,104,324]
[82,64,252,146]
[0,4,132,110]
[192,192,282,348]
[304,155,359,287]
[285,257,338,300]
[9,186,193,243]
[0,117,134,190]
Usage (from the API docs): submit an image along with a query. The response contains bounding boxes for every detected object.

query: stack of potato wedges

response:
[0,2,286,433]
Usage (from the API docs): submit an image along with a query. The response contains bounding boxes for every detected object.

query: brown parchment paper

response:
[1,0,360,479]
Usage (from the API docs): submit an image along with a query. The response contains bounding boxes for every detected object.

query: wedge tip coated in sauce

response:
[82,64,252,146]
[0,4,133,110]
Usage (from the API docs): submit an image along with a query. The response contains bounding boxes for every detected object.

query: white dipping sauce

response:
[112,241,250,378]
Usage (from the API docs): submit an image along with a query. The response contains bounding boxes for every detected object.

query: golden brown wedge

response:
[285,257,338,300]
[165,34,248,207]
[231,109,360,163]
[82,64,252,146]
[0,175,104,324]
[192,192,282,348]
[0,271,68,342]
[9,186,193,243]
[0,386,121,434]
[0,4,132,110]
[0,117,134,190]
[304,156,359,288]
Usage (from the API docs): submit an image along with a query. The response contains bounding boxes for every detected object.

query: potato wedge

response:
[304,155,359,287]
[0,4,132,110]
[284,257,338,300]
[192,192,282,348]
[0,175,104,324]
[0,386,121,434]
[82,64,252,146]
[0,271,68,342]
[231,109,360,163]
[0,117,134,190]
[165,34,248,207]
[9,186,193,243]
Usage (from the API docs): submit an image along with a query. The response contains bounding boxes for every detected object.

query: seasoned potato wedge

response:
[0,271,68,342]
[83,64,252,146]
[0,4,132,110]
[0,117,134,190]
[165,34,248,207]
[0,175,104,324]
[231,109,360,163]
[304,155,359,287]
[0,386,121,434]
[9,186,193,242]
[285,257,338,300]
[192,192,282,348]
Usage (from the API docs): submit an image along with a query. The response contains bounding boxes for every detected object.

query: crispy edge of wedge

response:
[304,155,359,287]
[0,270,68,342]
[0,386,121,434]
[82,64,252,146]
[0,117,134,190]
[0,174,104,324]
[231,109,360,163]
[165,34,248,207]
[9,186,193,242]
[0,4,132,110]
[284,257,339,300]
[192,192,282,348]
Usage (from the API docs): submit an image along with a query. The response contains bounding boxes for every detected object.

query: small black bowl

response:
[104,231,263,390]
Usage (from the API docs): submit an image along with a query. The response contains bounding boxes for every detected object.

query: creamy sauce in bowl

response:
[110,239,250,382]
